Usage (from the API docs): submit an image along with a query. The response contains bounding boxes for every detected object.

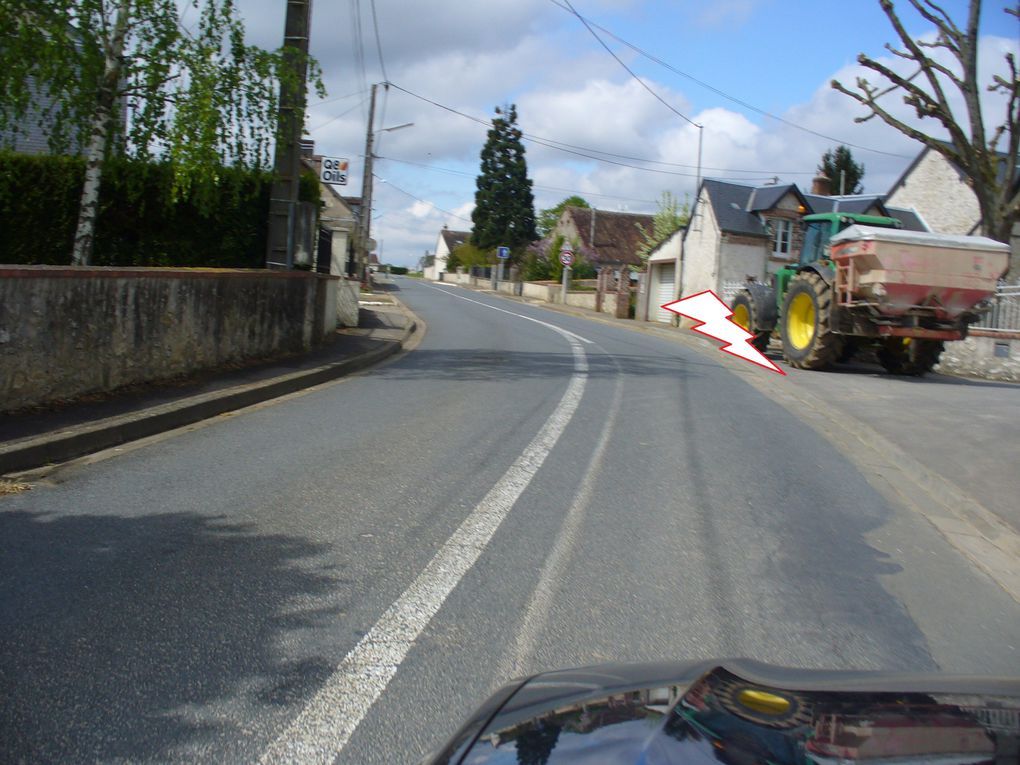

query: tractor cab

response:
[798,212,901,267]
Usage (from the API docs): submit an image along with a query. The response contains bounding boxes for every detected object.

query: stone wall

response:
[564,291,597,311]
[336,278,360,327]
[522,282,557,302]
[936,331,1020,383]
[1,266,338,412]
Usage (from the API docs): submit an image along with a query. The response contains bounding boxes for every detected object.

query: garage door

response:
[654,264,676,323]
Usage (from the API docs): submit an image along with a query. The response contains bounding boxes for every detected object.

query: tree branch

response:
[855,53,949,123]
[830,78,970,164]
[911,0,962,39]
[880,2,957,112]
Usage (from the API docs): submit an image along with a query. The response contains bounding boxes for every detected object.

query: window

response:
[769,218,792,257]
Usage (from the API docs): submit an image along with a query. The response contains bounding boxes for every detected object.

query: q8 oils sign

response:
[320,157,349,186]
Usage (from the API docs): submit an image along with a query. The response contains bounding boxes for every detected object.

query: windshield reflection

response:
[465,668,1018,765]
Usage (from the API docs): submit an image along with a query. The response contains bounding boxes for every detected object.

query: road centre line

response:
[260,285,590,763]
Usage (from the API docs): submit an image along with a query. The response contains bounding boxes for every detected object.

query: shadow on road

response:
[375,349,705,381]
[0,510,343,762]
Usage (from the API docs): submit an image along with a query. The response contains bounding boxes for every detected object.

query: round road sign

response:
[559,249,574,267]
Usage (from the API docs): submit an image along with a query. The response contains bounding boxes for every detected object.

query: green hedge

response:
[0,152,319,268]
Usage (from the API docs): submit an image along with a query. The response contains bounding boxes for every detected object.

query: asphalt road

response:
[3,276,1019,764]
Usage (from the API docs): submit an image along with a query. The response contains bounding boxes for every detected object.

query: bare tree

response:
[831,1,1019,246]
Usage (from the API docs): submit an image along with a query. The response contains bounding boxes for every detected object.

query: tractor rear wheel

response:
[877,338,944,376]
[731,291,770,353]
[781,272,843,370]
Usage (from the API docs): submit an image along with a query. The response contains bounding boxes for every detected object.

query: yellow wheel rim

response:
[732,303,751,331]
[787,292,816,350]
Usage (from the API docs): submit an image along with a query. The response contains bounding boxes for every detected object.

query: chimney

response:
[811,173,832,196]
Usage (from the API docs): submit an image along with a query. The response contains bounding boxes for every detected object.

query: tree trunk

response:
[71,0,131,266]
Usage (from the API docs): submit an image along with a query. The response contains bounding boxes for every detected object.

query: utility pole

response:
[359,82,380,282]
[265,0,312,269]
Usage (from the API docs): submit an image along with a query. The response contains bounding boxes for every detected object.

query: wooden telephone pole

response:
[358,82,379,281]
[265,0,312,269]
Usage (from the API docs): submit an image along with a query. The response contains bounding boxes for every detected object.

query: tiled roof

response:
[441,229,471,251]
[746,183,802,213]
[701,179,932,236]
[703,180,768,237]
[565,207,654,266]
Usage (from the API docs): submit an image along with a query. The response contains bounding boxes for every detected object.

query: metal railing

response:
[973,283,1020,332]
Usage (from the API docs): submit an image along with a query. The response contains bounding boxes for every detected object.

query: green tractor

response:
[730,212,1008,375]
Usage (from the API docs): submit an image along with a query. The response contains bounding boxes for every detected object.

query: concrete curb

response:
[0,314,419,476]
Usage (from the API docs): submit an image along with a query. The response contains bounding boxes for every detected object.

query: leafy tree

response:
[636,191,689,263]
[537,194,590,237]
[471,104,537,254]
[830,0,1019,249]
[820,145,865,194]
[0,0,321,265]
[521,247,553,281]
[446,241,491,271]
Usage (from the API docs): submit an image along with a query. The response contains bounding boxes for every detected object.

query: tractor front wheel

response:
[731,291,770,353]
[780,272,843,370]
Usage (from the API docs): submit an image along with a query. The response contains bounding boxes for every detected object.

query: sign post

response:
[320,157,349,185]
[559,248,574,304]
[496,245,510,283]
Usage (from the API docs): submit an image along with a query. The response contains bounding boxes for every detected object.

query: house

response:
[886,143,1019,275]
[548,206,654,272]
[424,226,470,280]
[678,177,928,303]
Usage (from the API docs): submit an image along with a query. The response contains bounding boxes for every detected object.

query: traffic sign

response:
[496,246,510,259]
[559,248,574,267]
[320,156,349,185]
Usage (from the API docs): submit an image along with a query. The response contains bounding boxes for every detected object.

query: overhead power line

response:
[386,82,813,178]
[560,0,698,127]
[547,0,911,159]
[376,175,474,224]
[379,155,665,204]
[308,95,369,133]
[369,0,389,83]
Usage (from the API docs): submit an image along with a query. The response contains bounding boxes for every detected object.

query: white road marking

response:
[425,282,594,344]
[260,285,590,764]
[502,356,625,678]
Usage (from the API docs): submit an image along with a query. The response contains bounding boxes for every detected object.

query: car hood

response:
[425,659,1020,765]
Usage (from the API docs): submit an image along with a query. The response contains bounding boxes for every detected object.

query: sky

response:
[226,0,1019,268]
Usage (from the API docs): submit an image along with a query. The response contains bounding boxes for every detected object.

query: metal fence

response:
[973,283,1020,332]
[721,280,746,305]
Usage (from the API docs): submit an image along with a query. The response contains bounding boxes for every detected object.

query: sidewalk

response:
[0,301,416,476]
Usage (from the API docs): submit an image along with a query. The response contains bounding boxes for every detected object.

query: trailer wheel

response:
[877,338,944,376]
[731,291,770,353]
[781,272,843,370]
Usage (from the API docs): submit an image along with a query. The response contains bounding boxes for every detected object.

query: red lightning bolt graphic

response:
[662,290,785,375]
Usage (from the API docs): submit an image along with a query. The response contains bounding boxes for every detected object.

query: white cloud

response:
[232,0,1015,266]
